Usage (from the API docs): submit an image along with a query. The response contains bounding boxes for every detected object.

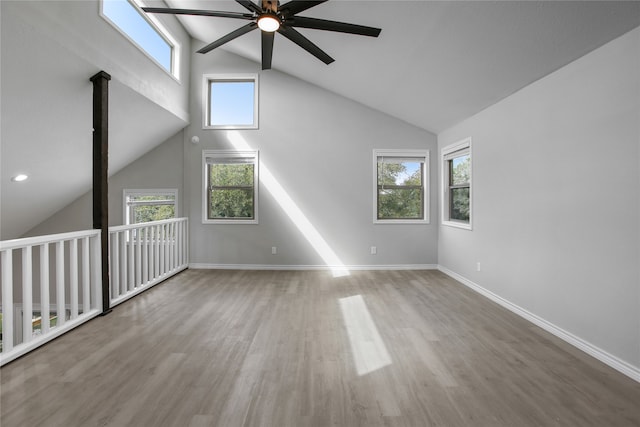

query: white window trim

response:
[100,0,181,80]
[373,149,430,224]
[202,150,259,224]
[123,188,178,225]
[441,137,472,230]
[202,74,259,130]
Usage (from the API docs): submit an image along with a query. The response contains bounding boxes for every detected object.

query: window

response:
[373,149,429,223]
[124,189,177,225]
[101,0,177,76]
[442,138,472,229]
[203,150,259,224]
[203,74,259,129]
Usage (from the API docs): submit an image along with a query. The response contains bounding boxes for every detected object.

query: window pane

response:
[210,164,254,187]
[450,155,470,185]
[377,188,423,219]
[378,160,423,186]
[210,81,255,126]
[132,204,175,223]
[103,0,172,72]
[210,189,254,219]
[450,187,470,221]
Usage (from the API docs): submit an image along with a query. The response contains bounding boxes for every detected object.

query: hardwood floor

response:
[1,269,639,427]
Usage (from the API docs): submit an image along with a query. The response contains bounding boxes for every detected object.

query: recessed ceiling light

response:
[11,174,29,182]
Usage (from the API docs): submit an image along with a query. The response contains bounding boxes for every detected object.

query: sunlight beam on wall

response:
[339,294,392,375]
[226,131,349,277]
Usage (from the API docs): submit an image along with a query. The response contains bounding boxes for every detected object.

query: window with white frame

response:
[442,138,472,229]
[373,149,429,223]
[203,150,259,224]
[124,189,177,225]
[101,0,178,77]
[203,74,259,129]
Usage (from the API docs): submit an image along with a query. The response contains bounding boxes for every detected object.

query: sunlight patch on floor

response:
[339,294,392,375]
[226,131,349,277]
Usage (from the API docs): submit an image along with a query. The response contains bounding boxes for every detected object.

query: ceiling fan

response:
[142,0,382,70]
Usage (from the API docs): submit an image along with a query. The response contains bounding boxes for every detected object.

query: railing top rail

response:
[0,229,101,251]
[108,217,188,233]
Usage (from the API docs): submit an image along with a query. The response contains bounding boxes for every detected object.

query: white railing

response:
[108,217,188,307]
[0,230,102,366]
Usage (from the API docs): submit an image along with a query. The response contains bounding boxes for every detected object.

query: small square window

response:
[373,149,429,224]
[442,138,472,229]
[203,75,259,129]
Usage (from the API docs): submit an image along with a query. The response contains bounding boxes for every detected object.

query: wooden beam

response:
[90,71,112,315]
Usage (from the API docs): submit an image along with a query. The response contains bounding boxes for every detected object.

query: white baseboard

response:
[437,265,640,384]
[189,263,438,271]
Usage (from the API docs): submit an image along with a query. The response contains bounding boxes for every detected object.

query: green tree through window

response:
[204,151,258,223]
[208,163,255,219]
[375,152,428,222]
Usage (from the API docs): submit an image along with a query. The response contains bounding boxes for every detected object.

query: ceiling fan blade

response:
[277,26,334,65]
[262,31,275,70]
[287,16,381,37]
[279,0,328,17]
[235,0,262,14]
[197,23,258,54]
[141,7,254,20]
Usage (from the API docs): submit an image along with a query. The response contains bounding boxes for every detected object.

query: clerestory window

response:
[203,74,259,129]
[101,0,177,76]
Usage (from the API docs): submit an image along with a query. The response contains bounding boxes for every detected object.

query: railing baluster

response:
[70,239,79,319]
[159,224,165,277]
[1,249,14,352]
[82,237,90,315]
[142,225,149,285]
[56,241,65,327]
[92,233,101,311]
[128,230,134,290]
[170,221,176,272]
[112,232,119,299]
[40,244,50,334]
[22,246,33,344]
[120,231,127,295]
[136,229,142,288]
[154,225,160,279]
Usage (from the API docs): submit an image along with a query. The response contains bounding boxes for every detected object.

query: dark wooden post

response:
[90,71,112,315]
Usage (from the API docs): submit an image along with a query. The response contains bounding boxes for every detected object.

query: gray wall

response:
[438,28,640,370]
[25,131,185,236]
[184,51,438,268]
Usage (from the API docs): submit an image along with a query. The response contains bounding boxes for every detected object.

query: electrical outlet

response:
[371,246,377,255]
[272,246,277,255]
[477,262,481,272]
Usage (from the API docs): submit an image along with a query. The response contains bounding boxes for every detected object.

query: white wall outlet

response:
[272,246,277,255]
[477,262,481,272]
[371,246,377,255]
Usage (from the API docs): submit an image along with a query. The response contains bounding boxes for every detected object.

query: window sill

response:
[442,220,472,230]
[374,219,430,225]
[203,219,259,225]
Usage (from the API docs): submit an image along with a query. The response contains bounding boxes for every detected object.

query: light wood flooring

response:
[2,269,639,427]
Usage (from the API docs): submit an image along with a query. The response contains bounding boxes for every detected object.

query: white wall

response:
[438,28,640,374]
[184,51,438,268]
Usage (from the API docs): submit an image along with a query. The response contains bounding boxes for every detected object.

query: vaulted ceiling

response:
[168,0,640,133]
[1,1,639,240]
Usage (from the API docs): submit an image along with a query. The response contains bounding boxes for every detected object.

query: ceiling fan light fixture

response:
[257,14,280,32]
